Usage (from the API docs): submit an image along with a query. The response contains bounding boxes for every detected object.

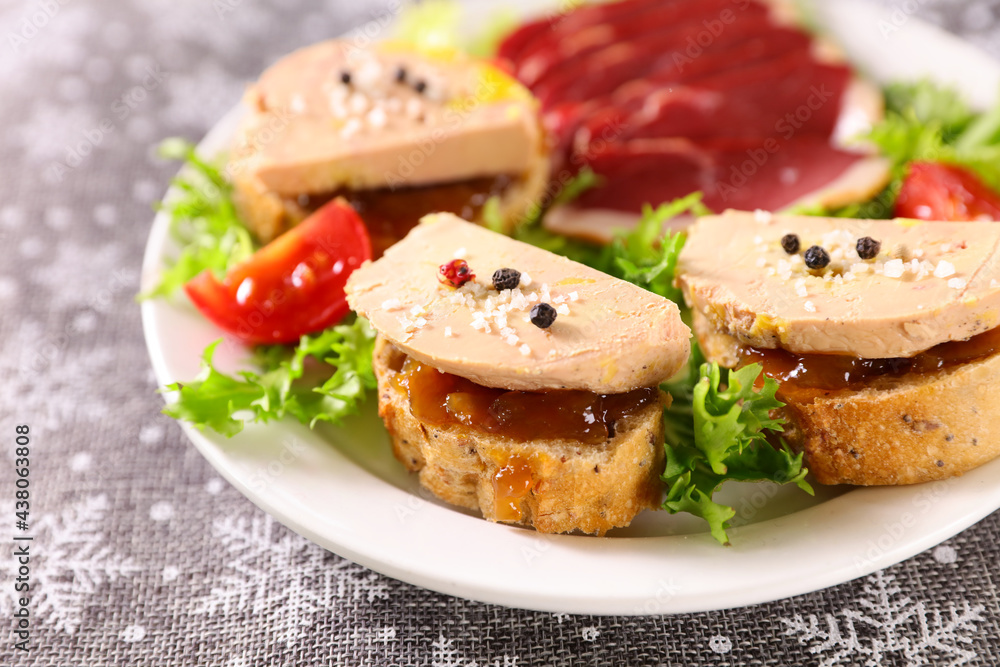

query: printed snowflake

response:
[0,495,140,635]
[781,571,984,667]
[193,513,390,647]
[0,321,118,437]
[430,635,519,667]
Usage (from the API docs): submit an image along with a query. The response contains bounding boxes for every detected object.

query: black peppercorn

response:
[803,245,831,270]
[414,79,427,94]
[856,236,881,260]
[340,70,352,85]
[780,233,800,254]
[530,303,557,329]
[492,267,521,291]
[395,66,407,83]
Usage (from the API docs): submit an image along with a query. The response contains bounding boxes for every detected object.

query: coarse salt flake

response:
[444,327,453,337]
[520,272,532,286]
[453,247,466,259]
[519,344,531,356]
[934,260,956,278]
[556,304,570,315]
[883,258,905,278]
[569,291,579,301]
[381,298,402,310]
[409,305,425,316]
[948,277,968,290]
[804,300,817,313]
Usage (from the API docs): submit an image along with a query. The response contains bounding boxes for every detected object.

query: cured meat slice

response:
[533,15,782,107]
[576,137,868,214]
[517,0,762,87]
[573,59,852,151]
[497,0,676,64]
[497,0,888,240]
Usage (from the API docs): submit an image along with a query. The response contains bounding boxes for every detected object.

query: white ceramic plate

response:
[141,0,1000,615]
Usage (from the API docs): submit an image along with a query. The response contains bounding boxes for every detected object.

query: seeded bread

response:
[373,335,668,535]
[692,310,1000,486]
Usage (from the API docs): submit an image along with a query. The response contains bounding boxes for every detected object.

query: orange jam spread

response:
[492,456,534,521]
[739,324,1000,396]
[389,356,659,445]
[294,175,515,257]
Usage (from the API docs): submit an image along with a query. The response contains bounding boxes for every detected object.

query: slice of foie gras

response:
[345,213,691,393]
[677,210,1000,359]
[236,40,544,197]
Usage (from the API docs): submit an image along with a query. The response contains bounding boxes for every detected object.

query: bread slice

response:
[692,311,1000,486]
[373,335,667,535]
[230,160,549,245]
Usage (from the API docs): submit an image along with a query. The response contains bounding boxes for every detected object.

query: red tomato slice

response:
[894,161,1000,221]
[185,199,372,345]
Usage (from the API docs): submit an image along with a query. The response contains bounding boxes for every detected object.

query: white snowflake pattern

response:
[193,513,390,647]
[430,635,519,667]
[781,571,985,667]
[0,321,117,435]
[0,495,140,635]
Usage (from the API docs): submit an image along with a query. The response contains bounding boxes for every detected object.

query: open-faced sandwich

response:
[345,213,691,534]
[229,40,549,255]
[678,210,1000,485]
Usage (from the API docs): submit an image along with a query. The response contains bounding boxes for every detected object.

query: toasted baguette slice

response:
[692,310,1000,486]
[227,39,549,243]
[373,336,667,535]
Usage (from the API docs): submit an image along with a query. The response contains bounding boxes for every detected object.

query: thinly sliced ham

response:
[518,0,766,87]
[497,0,671,64]
[573,59,852,152]
[534,15,780,107]
[496,0,889,241]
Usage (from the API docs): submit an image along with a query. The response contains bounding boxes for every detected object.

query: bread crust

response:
[692,310,1000,486]
[373,336,667,534]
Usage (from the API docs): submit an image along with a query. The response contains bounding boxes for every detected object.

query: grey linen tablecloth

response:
[2,0,1000,665]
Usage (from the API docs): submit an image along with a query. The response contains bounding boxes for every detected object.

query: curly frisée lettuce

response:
[163,317,378,436]
[141,138,256,300]
[795,80,1000,219]
[661,360,813,545]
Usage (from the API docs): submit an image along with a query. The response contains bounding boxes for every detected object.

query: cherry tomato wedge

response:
[894,161,1000,221]
[185,199,372,345]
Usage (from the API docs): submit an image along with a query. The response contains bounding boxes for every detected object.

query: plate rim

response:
[141,0,1000,615]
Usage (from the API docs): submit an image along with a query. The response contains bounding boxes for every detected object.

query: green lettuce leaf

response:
[510,186,707,302]
[796,80,1000,218]
[141,138,256,299]
[163,317,378,436]
[661,359,813,545]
